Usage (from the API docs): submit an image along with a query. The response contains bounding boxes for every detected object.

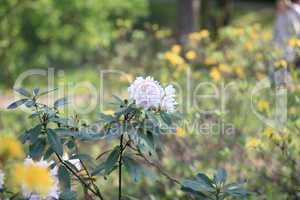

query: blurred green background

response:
[2,0,300,200]
[0,0,275,89]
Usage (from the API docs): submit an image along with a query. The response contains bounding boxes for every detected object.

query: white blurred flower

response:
[161,85,177,113]
[22,158,60,200]
[0,169,4,189]
[128,76,164,109]
[63,154,81,170]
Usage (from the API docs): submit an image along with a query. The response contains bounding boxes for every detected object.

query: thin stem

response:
[75,143,104,199]
[136,151,180,185]
[33,103,104,200]
[118,134,124,200]
[56,153,104,200]
[96,149,113,160]
[216,188,220,200]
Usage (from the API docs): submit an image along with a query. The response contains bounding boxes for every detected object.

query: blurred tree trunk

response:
[218,0,233,26]
[200,0,209,28]
[177,0,200,39]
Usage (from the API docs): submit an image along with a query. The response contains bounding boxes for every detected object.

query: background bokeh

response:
[1,0,300,199]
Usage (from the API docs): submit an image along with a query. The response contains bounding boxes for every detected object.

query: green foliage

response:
[0,0,149,86]
[182,169,249,200]
[6,86,250,200]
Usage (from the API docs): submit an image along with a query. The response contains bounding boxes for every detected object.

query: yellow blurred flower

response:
[244,42,254,51]
[258,99,270,112]
[288,38,300,47]
[226,50,238,61]
[204,57,217,65]
[274,59,288,68]
[104,109,114,115]
[262,31,272,42]
[233,28,245,36]
[0,137,24,160]
[263,127,274,138]
[218,63,231,73]
[199,29,209,38]
[176,127,186,138]
[171,44,181,54]
[14,161,56,197]
[255,53,263,61]
[173,63,189,74]
[250,31,258,40]
[120,74,134,83]
[188,32,201,42]
[246,138,262,149]
[263,127,289,143]
[188,29,209,42]
[155,29,171,39]
[256,72,266,81]
[234,67,245,79]
[271,134,283,143]
[288,106,297,114]
[164,51,185,66]
[185,50,197,60]
[210,67,221,82]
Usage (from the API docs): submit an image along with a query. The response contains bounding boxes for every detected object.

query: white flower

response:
[0,169,4,189]
[128,77,177,112]
[161,85,177,113]
[63,154,81,171]
[22,158,60,200]
[128,76,164,109]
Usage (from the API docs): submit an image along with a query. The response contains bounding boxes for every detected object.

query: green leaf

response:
[125,195,140,200]
[182,179,216,193]
[214,168,227,185]
[70,154,93,163]
[112,95,124,104]
[58,165,71,190]
[96,112,115,122]
[51,117,77,128]
[28,111,43,119]
[33,88,40,96]
[136,130,156,156]
[181,180,209,198]
[103,146,120,174]
[47,129,63,156]
[55,128,104,140]
[15,88,31,97]
[25,100,34,107]
[7,99,28,109]
[225,180,249,198]
[196,173,214,189]
[146,111,159,124]
[28,124,43,143]
[92,146,120,176]
[160,111,172,126]
[38,88,58,96]
[44,147,54,160]
[66,140,75,149]
[123,156,143,182]
[54,97,68,108]
[29,138,46,160]
[60,190,77,200]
